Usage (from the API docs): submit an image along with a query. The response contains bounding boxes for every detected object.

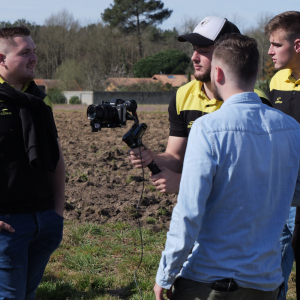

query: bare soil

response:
[55,106,176,231]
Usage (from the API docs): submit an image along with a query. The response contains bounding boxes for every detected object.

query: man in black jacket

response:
[0,26,65,299]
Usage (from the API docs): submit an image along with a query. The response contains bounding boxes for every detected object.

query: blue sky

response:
[3,0,300,32]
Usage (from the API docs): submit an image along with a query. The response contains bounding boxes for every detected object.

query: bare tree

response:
[178,16,200,35]
[245,12,274,80]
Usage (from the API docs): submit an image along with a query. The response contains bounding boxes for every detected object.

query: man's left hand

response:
[154,283,165,300]
[151,166,181,194]
[154,283,172,300]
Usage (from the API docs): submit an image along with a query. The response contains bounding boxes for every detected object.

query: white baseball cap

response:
[178,16,240,47]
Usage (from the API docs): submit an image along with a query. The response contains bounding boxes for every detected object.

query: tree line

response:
[1,7,276,92]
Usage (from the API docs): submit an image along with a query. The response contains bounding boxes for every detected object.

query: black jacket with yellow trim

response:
[269,69,300,124]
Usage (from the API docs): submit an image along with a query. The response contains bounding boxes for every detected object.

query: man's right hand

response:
[0,221,15,233]
[128,147,154,168]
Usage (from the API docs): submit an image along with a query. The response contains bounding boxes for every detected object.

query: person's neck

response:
[291,68,300,81]
[221,86,254,102]
[203,82,215,100]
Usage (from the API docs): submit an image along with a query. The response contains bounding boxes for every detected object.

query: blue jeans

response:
[0,209,63,300]
[278,206,296,300]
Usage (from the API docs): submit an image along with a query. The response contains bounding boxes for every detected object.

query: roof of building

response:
[106,78,154,86]
[105,75,195,91]
[34,79,82,91]
[152,74,195,87]
[105,78,155,91]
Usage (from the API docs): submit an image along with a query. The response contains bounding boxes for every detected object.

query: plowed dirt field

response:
[55,104,176,231]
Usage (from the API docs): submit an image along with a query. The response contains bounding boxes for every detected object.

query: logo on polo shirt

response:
[0,109,12,115]
[275,97,283,104]
[187,121,194,128]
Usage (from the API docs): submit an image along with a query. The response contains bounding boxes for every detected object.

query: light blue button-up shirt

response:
[156,92,300,291]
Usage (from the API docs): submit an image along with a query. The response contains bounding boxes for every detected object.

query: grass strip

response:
[36,221,166,300]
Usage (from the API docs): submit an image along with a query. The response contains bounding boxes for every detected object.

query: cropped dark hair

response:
[0,26,30,39]
[213,33,259,82]
[265,11,300,41]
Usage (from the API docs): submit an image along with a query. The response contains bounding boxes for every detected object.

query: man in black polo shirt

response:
[0,27,65,299]
[128,16,271,194]
[265,11,300,299]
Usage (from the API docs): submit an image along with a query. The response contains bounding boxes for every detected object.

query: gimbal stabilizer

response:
[87,99,161,175]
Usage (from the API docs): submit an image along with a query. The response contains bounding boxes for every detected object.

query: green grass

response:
[146,217,156,225]
[36,221,298,300]
[157,208,168,216]
[126,175,134,184]
[287,265,296,300]
[80,174,89,182]
[146,185,156,192]
[36,221,166,300]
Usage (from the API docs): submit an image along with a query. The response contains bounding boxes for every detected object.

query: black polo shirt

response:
[269,69,300,124]
[0,78,55,214]
[169,80,271,137]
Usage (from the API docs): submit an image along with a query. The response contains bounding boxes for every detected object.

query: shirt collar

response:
[221,92,261,108]
[0,76,31,92]
[191,80,221,105]
[285,69,300,85]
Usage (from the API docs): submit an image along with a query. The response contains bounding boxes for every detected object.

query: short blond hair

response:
[213,33,259,82]
[265,11,300,42]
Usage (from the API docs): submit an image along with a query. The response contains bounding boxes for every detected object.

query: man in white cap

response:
[128,16,270,194]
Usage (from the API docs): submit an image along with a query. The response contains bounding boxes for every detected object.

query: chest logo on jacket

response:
[275,97,283,104]
[0,109,12,116]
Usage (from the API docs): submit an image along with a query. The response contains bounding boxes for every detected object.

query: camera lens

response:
[87,105,105,121]
[87,105,96,120]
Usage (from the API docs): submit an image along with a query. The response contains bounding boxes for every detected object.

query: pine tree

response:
[102,0,172,58]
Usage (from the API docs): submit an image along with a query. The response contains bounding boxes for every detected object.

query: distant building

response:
[34,79,82,93]
[105,78,153,91]
[151,74,195,87]
[105,74,195,91]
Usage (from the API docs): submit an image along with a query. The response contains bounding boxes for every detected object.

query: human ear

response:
[0,53,6,67]
[294,39,300,53]
[215,66,225,84]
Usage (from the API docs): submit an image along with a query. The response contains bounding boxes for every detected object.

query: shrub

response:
[118,81,177,92]
[133,49,190,78]
[47,88,67,104]
[69,95,81,105]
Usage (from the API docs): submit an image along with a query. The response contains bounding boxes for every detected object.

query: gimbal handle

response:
[140,145,161,175]
[122,123,161,175]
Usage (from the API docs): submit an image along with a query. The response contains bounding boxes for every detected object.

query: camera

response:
[87,99,161,175]
[87,99,137,131]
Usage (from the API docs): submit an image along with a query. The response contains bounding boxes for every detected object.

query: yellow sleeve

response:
[254,87,269,101]
[43,95,53,111]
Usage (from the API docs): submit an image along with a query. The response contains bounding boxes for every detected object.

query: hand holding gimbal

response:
[87,99,161,175]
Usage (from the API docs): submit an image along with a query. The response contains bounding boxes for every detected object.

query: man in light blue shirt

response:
[154,33,300,300]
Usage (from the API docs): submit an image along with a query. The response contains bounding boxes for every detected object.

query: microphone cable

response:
[133,139,145,300]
